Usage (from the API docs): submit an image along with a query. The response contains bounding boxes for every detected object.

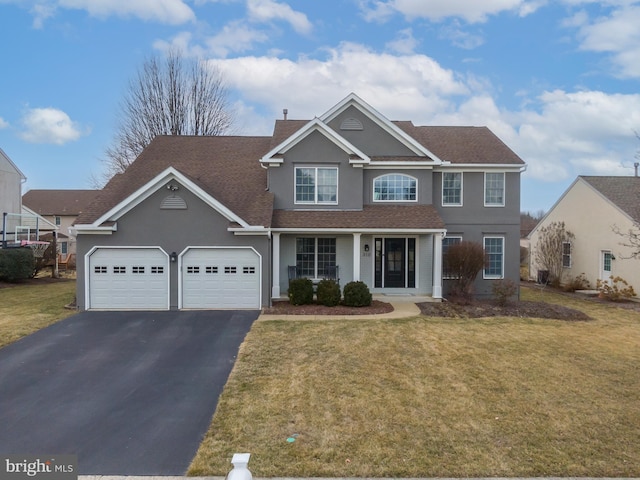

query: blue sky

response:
[1,0,639,213]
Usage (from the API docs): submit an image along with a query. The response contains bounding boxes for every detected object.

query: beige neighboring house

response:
[529,175,640,295]
[22,189,99,259]
[1,147,26,219]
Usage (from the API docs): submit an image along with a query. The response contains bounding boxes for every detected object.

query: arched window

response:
[373,174,417,202]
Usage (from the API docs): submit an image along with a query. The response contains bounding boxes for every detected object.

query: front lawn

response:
[0,279,77,349]
[189,286,640,477]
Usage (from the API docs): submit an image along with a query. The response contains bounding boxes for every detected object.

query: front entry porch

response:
[270,231,444,300]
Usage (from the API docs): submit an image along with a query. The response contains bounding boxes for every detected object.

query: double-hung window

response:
[484,172,505,206]
[562,242,572,268]
[373,174,417,201]
[483,236,504,279]
[295,167,338,204]
[442,236,462,279]
[442,172,462,206]
[296,238,336,278]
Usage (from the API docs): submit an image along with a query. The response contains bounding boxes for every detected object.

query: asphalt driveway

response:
[0,310,258,475]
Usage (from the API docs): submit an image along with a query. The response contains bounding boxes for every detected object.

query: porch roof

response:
[272,204,445,230]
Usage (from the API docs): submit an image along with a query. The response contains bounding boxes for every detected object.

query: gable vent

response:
[340,117,363,131]
[160,195,187,210]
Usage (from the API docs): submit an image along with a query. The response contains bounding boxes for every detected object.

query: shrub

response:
[596,276,636,302]
[288,277,314,305]
[343,281,372,307]
[444,241,486,301]
[0,247,35,282]
[491,279,518,306]
[317,279,341,307]
[563,273,590,292]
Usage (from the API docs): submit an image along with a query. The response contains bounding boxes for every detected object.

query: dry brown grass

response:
[0,279,76,349]
[189,286,640,477]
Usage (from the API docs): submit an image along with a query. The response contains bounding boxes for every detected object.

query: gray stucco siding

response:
[268,130,364,210]
[76,183,270,309]
[326,105,418,157]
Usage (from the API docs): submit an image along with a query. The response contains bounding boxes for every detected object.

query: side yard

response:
[0,279,76,348]
[189,286,640,477]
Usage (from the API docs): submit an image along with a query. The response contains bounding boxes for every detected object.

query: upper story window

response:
[442,172,462,206]
[485,172,505,206]
[373,174,417,202]
[55,216,61,225]
[295,167,338,204]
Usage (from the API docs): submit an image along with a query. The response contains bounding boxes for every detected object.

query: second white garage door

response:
[181,247,261,309]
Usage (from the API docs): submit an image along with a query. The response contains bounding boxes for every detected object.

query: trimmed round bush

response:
[288,277,314,305]
[343,281,372,307]
[0,247,35,282]
[317,279,341,307]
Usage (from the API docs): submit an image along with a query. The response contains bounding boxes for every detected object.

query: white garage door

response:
[181,247,260,309]
[89,248,169,310]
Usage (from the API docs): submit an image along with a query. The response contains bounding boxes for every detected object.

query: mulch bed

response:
[417,299,592,321]
[263,300,394,316]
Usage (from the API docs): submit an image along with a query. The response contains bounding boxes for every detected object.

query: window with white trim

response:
[295,167,338,204]
[296,237,336,278]
[484,172,505,206]
[373,174,417,201]
[562,242,572,268]
[442,236,462,279]
[442,172,462,206]
[483,236,504,279]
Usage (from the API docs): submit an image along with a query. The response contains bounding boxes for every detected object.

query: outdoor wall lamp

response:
[611,254,616,260]
[364,244,370,252]
[166,183,179,192]
[170,251,177,262]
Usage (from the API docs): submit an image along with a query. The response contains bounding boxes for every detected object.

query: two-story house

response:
[1,147,26,224]
[23,189,99,260]
[73,93,525,310]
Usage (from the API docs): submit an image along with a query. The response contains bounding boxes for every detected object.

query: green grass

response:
[189,287,640,477]
[0,280,77,349]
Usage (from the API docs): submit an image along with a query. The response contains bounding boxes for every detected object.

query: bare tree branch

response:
[95,49,234,186]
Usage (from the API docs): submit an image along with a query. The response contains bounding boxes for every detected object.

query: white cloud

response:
[360,0,543,23]
[385,28,418,54]
[205,20,269,57]
[8,0,196,26]
[0,117,8,129]
[439,21,485,49]
[571,4,640,78]
[247,0,312,34]
[209,43,469,128]
[20,107,85,145]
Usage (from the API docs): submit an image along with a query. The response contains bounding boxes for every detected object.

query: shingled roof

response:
[22,189,99,216]
[76,135,274,226]
[581,176,640,223]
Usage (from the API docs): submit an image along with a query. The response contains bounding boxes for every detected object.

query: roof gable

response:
[81,167,253,229]
[580,176,640,223]
[319,93,443,161]
[0,147,26,180]
[260,118,370,165]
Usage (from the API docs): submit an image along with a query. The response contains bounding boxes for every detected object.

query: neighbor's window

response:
[483,236,504,279]
[442,236,462,279]
[484,172,505,206]
[295,167,338,204]
[442,172,462,206]
[373,174,417,201]
[55,216,61,226]
[296,237,336,278]
[562,242,572,268]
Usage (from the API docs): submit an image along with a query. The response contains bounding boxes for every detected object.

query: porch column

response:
[352,233,361,281]
[271,232,281,298]
[432,233,443,299]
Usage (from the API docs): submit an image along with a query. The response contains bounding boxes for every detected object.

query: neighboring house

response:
[1,147,26,221]
[22,189,99,258]
[73,93,526,311]
[528,176,640,294]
